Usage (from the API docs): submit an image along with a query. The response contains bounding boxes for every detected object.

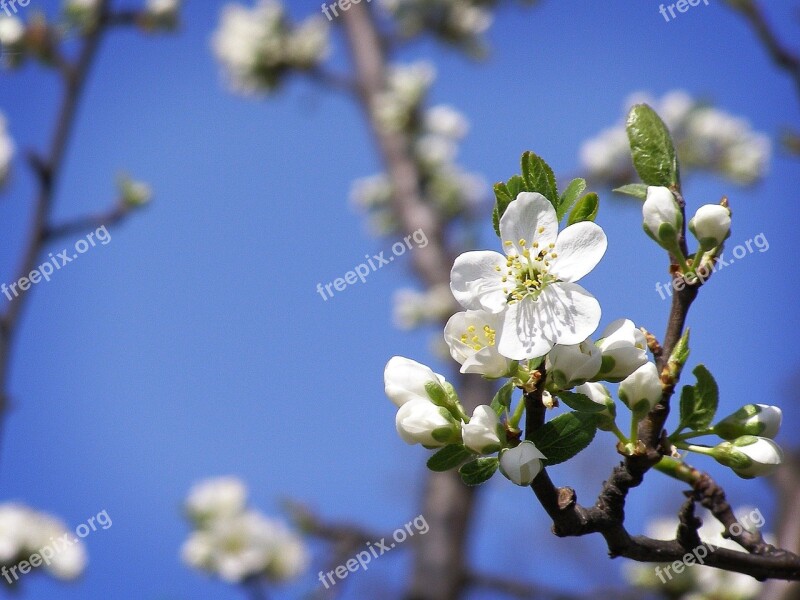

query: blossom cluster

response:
[379,0,494,56]
[0,503,87,582]
[580,90,771,186]
[383,138,784,489]
[181,477,309,585]
[352,64,486,242]
[211,0,329,95]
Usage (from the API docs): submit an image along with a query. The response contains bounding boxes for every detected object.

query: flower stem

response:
[673,428,716,442]
[609,421,629,445]
[676,442,715,456]
[654,456,700,485]
[508,398,526,429]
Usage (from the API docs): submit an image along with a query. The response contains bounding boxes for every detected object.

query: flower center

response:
[460,324,497,351]
[499,237,559,304]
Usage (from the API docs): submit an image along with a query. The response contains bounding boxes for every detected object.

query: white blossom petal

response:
[551,221,608,282]
[450,250,507,312]
[499,192,558,257]
[533,283,601,347]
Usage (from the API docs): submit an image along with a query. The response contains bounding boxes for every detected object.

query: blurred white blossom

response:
[0,113,14,189]
[182,477,308,585]
[580,90,771,186]
[0,503,87,582]
[380,0,494,55]
[212,0,329,95]
[393,284,455,330]
[625,509,765,600]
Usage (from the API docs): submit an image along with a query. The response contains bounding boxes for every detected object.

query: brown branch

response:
[724,0,800,109]
[0,0,140,465]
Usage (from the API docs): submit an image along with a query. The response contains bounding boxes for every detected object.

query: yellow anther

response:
[538,226,545,233]
[467,325,476,332]
[518,238,526,246]
[504,240,513,246]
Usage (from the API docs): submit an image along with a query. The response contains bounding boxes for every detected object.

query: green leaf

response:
[492,176,527,236]
[529,412,598,467]
[567,192,599,226]
[427,445,474,472]
[520,151,558,207]
[691,365,719,429]
[677,364,719,432]
[490,380,515,415]
[558,178,586,221]
[626,104,680,187]
[557,391,606,413]
[459,457,499,486]
[613,183,649,200]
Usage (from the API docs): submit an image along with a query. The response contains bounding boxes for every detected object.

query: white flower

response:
[450,192,607,360]
[689,204,731,249]
[643,186,682,249]
[0,113,14,189]
[393,284,454,330]
[186,477,248,522]
[715,436,783,479]
[424,105,469,140]
[574,382,615,420]
[286,16,329,68]
[595,318,648,382]
[395,398,459,447]
[462,405,501,454]
[182,510,308,583]
[546,340,601,389]
[449,4,492,37]
[146,0,180,18]
[618,362,662,418]
[443,310,514,378]
[715,404,782,440]
[0,504,87,580]
[499,441,546,486]
[0,16,24,47]
[384,356,446,407]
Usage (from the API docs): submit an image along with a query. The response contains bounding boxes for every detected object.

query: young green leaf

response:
[626,104,680,188]
[558,178,586,221]
[459,457,499,486]
[677,364,719,432]
[557,391,606,413]
[520,151,558,207]
[567,192,599,226]
[529,412,598,466]
[613,183,649,200]
[427,445,474,472]
[490,380,515,415]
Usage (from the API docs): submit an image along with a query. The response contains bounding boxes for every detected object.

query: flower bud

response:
[595,319,648,382]
[713,436,783,479]
[546,340,601,389]
[0,16,25,49]
[574,382,616,425]
[462,405,502,455]
[444,310,514,378]
[499,441,546,486]
[395,399,460,448]
[715,404,782,440]
[384,356,446,407]
[689,204,731,250]
[618,362,662,419]
[118,174,153,208]
[643,186,682,250]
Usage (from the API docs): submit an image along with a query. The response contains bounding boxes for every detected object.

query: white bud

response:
[384,356,446,407]
[395,399,459,447]
[574,382,616,422]
[715,404,782,440]
[618,362,662,418]
[462,405,502,455]
[643,186,682,249]
[689,204,731,249]
[595,319,648,382]
[499,441,546,486]
[714,436,783,478]
[546,340,602,389]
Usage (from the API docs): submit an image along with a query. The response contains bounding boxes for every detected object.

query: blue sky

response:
[0,0,799,598]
